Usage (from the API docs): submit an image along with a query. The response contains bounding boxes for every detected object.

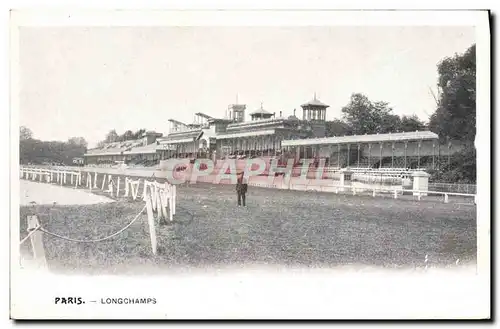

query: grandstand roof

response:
[281,131,439,147]
[195,112,214,120]
[217,129,276,140]
[123,143,158,155]
[84,139,146,156]
[159,137,198,144]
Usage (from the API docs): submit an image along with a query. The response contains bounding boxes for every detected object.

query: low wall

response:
[44,165,406,194]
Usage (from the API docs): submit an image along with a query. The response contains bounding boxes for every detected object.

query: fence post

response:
[372,189,376,197]
[27,215,47,269]
[124,178,129,197]
[393,189,398,199]
[444,193,449,203]
[132,180,139,200]
[144,191,157,255]
[101,175,106,190]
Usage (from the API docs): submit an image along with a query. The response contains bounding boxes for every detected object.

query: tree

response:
[20,126,33,141]
[398,115,427,132]
[104,129,119,143]
[429,44,476,143]
[133,129,146,139]
[325,119,352,137]
[68,137,88,149]
[122,130,134,141]
[341,93,397,135]
[428,44,476,183]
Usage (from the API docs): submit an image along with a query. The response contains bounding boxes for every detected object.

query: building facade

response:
[84,96,457,170]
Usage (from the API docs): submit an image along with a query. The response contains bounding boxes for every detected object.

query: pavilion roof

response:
[281,131,439,147]
[301,94,329,108]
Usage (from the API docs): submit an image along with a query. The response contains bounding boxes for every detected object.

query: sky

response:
[18,26,475,148]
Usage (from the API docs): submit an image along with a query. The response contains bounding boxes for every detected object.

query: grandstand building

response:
[84,95,457,169]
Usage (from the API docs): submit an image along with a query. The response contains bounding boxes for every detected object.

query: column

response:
[337,144,341,167]
[417,140,422,168]
[391,142,395,168]
[347,144,350,167]
[368,144,372,168]
[357,143,360,168]
[404,141,408,168]
[379,142,383,169]
[432,141,436,169]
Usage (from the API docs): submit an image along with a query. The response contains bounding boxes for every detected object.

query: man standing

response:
[236,171,248,207]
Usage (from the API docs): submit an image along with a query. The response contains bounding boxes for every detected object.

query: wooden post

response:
[27,215,47,269]
[124,178,129,197]
[444,193,449,203]
[132,180,139,200]
[101,175,106,190]
[93,172,98,188]
[144,191,157,255]
[107,176,114,195]
[172,185,176,215]
[142,180,147,199]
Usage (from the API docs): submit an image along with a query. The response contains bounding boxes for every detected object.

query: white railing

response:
[428,182,477,195]
[20,166,177,212]
[282,183,477,204]
[20,167,82,187]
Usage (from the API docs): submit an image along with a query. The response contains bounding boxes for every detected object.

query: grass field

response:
[19,178,477,275]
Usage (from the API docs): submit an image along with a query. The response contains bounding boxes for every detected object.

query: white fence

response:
[428,182,477,195]
[19,165,178,256]
[271,181,477,204]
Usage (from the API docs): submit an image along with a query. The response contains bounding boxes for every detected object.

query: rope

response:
[38,205,147,243]
[19,225,41,245]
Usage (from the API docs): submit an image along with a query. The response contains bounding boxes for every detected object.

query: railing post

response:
[26,215,47,269]
[144,190,157,255]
